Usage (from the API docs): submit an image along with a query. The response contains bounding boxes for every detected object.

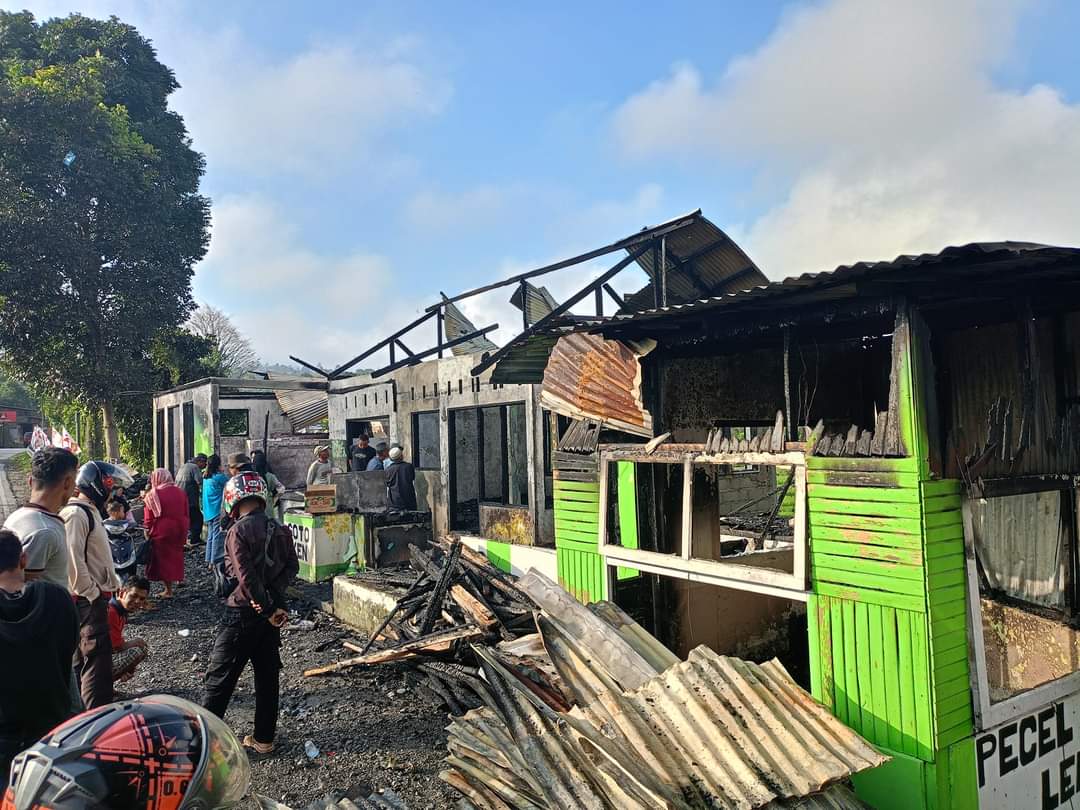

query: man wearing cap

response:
[306,446,333,487]
[385,446,417,511]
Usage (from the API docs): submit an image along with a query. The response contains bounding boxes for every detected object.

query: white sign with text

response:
[977,693,1080,809]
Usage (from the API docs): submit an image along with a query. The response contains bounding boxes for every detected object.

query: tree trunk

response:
[101,401,120,461]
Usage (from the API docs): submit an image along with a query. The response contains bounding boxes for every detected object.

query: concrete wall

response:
[328,355,553,545]
[152,382,310,480]
[151,382,215,474]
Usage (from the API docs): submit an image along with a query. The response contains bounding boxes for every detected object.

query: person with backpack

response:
[202,471,298,760]
[60,461,131,710]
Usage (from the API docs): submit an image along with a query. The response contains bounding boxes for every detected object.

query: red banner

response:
[0,410,17,423]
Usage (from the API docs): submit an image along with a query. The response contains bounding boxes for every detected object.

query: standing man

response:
[3,447,78,587]
[0,529,78,788]
[203,472,298,759]
[306,445,333,486]
[365,442,390,471]
[61,461,129,710]
[385,446,418,511]
[175,453,207,547]
[350,436,376,472]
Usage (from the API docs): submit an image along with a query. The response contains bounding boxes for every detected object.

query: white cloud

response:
[612,0,1080,276]
[175,34,450,177]
[193,194,425,367]
[17,1,450,180]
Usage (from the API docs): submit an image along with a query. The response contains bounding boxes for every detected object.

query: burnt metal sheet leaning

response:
[443,299,498,356]
[540,332,654,436]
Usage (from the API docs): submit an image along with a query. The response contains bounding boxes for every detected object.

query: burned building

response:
[488,237,1080,809]
[151,376,328,488]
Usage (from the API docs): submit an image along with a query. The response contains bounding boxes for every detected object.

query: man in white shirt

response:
[60,461,127,710]
[3,447,78,587]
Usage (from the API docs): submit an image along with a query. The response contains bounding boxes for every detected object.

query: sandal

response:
[242,735,276,760]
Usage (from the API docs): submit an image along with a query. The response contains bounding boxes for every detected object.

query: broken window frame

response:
[218,408,249,437]
[411,410,441,470]
[596,445,809,601]
[963,477,1080,730]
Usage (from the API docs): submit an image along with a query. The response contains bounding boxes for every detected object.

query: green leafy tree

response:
[0,11,210,460]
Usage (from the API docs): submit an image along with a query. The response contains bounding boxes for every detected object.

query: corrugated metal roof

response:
[443,299,498,356]
[509,281,558,326]
[268,374,329,431]
[442,570,887,810]
[541,332,653,437]
[602,242,1080,333]
[623,215,767,311]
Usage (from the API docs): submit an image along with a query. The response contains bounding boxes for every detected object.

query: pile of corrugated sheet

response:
[440,570,888,809]
[303,539,537,678]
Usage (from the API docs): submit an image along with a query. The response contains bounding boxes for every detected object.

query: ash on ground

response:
[118,553,455,808]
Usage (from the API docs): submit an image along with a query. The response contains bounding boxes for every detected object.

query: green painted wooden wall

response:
[805,457,976,808]
[553,476,606,603]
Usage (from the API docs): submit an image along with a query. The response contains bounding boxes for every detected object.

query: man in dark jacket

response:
[202,472,298,759]
[175,454,207,546]
[385,446,418,511]
[0,529,78,787]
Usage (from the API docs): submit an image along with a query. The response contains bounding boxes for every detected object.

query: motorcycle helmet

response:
[76,461,135,511]
[2,695,249,810]
[222,472,267,518]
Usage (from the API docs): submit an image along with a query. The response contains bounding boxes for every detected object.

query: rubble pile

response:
[303,539,536,684]
[306,549,888,809]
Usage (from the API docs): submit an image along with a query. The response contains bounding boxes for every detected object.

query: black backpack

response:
[212,517,277,600]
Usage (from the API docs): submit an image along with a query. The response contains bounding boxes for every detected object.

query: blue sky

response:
[9,0,1080,366]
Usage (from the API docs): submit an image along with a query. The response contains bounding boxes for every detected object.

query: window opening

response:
[412,411,441,470]
[219,409,249,437]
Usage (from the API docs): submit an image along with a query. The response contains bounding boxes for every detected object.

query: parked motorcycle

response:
[104,518,150,580]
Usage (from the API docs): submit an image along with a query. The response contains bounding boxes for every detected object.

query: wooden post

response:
[595,286,604,317]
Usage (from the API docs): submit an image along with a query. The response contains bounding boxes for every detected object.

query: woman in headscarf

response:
[143,469,189,597]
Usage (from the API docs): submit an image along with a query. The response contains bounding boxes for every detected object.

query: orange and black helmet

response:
[2,696,249,810]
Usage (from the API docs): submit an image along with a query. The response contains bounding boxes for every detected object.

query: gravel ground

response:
[120,552,457,809]
[2,462,456,808]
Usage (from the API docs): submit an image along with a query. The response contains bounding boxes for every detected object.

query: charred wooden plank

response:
[870,412,887,456]
[644,432,671,455]
[770,411,786,454]
[304,625,485,675]
[843,424,859,456]
[856,429,873,456]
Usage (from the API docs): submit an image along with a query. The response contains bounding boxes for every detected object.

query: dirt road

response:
[121,556,455,808]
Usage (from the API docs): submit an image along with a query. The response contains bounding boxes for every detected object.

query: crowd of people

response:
[0,445,299,804]
[306,437,417,511]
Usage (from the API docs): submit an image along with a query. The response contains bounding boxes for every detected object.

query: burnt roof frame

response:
[470,244,653,377]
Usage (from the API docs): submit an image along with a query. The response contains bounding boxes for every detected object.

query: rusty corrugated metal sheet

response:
[623,215,767,311]
[268,374,329,431]
[541,332,654,437]
[443,300,498,356]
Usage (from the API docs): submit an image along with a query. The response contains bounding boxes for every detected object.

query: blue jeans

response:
[204,517,224,564]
